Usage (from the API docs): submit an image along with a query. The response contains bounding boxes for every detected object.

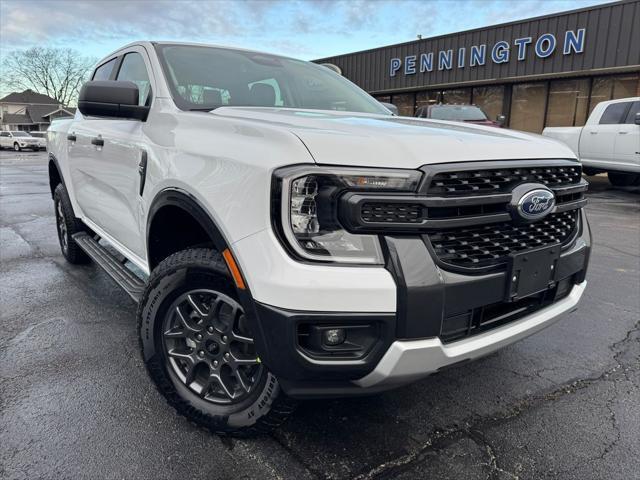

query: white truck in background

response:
[543,97,640,186]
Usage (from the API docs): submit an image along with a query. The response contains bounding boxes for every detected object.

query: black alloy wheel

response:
[162,289,263,404]
[55,198,69,254]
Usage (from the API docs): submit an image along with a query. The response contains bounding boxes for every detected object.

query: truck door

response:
[614,101,640,170]
[581,102,630,164]
[70,49,152,259]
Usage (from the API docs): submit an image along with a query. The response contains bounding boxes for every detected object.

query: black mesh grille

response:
[428,210,579,268]
[429,165,582,196]
[361,203,422,223]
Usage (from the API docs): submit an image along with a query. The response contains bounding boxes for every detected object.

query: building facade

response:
[315,0,640,133]
[0,89,74,132]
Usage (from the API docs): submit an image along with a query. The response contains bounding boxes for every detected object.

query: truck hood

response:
[212,107,577,168]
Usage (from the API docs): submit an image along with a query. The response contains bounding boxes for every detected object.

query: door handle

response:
[589,131,598,134]
[91,137,104,146]
[618,131,629,135]
[67,134,76,142]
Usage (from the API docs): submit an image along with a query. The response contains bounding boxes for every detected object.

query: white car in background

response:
[0,131,42,151]
[543,97,640,186]
[28,131,48,150]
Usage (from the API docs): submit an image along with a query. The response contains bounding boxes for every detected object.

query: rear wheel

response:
[138,248,295,436]
[53,184,90,264]
[608,172,640,187]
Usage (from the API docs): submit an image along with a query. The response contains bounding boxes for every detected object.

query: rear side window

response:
[623,101,640,124]
[116,52,151,105]
[599,102,630,124]
[92,58,117,81]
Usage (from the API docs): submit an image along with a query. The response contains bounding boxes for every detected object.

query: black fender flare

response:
[146,187,229,256]
[48,153,66,198]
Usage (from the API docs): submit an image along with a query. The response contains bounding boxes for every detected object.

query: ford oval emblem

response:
[517,189,555,220]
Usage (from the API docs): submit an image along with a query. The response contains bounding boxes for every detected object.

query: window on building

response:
[391,93,415,116]
[589,73,640,114]
[92,58,117,81]
[599,102,631,124]
[472,86,504,122]
[441,88,471,105]
[510,82,548,133]
[624,101,640,124]
[545,79,590,127]
[416,91,439,110]
[116,53,151,105]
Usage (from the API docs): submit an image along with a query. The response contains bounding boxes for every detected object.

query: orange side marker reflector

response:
[222,248,246,290]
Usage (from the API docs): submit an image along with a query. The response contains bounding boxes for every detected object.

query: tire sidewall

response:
[139,259,281,430]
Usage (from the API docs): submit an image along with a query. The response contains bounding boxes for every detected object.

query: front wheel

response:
[608,172,640,187]
[53,184,90,264]
[13,142,21,152]
[138,248,295,436]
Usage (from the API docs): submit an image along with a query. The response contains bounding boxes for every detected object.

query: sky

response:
[1,0,615,62]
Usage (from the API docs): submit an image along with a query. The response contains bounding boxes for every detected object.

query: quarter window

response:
[92,58,117,81]
[599,103,630,125]
[116,53,151,105]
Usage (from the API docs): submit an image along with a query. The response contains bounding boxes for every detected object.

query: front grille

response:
[428,165,582,196]
[361,203,422,223]
[428,210,579,269]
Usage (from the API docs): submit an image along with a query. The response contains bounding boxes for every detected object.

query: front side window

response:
[11,131,30,137]
[92,58,116,81]
[116,52,151,105]
[155,44,388,114]
[624,101,640,124]
[599,103,630,125]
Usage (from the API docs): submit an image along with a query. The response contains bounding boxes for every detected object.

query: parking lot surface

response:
[1,150,639,480]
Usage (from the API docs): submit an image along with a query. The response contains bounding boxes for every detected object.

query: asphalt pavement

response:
[1,150,638,480]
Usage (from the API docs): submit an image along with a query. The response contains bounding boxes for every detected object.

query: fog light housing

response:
[323,328,346,346]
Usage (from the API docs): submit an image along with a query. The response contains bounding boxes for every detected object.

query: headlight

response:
[273,165,422,264]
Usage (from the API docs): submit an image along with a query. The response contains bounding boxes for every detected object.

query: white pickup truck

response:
[47,41,591,436]
[543,97,640,186]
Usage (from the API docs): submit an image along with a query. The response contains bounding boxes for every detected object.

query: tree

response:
[1,47,96,106]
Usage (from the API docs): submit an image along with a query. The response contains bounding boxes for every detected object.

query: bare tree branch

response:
[1,47,96,106]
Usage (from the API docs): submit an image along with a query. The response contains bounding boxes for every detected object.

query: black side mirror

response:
[635,112,640,125]
[496,114,507,126]
[78,80,149,121]
[380,102,398,115]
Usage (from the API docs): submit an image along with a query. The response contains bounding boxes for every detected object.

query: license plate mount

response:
[506,244,560,301]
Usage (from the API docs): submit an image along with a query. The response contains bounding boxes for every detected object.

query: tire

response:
[53,184,90,264]
[608,172,640,187]
[13,142,21,152]
[138,248,295,437]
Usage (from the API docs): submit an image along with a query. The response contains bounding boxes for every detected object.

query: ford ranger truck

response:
[47,42,591,436]
[543,97,640,186]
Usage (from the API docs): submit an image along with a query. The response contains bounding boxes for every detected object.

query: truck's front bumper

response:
[237,211,590,399]
[355,280,586,389]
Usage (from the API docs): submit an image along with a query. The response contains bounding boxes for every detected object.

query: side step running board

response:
[72,232,145,302]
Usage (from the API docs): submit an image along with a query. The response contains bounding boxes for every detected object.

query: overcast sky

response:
[1,0,614,62]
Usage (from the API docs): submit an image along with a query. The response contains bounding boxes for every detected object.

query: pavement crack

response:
[468,429,520,480]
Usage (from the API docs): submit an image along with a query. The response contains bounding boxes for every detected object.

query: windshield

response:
[11,131,32,137]
[155,44,389,115]
[429,105,488,121]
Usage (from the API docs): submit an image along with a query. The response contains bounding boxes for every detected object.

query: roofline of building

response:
[314,0,626,62]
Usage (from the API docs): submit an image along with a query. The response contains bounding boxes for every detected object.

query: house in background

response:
[0,89,75,132]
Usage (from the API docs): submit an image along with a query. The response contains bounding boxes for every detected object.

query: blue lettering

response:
[514,37,532,61]
[404,55,416,74]
[420,52,433,72]
[438,49,453,70]
[390,58,401,76]
[535,33,556,58]
[491,41,510,63]
[457,47,465,68]
[470,44,486,67]
[564,29,585,55]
